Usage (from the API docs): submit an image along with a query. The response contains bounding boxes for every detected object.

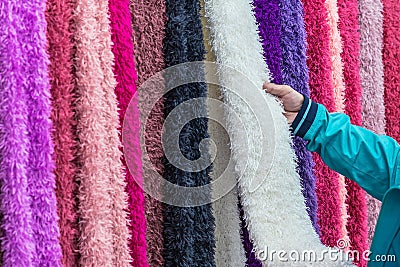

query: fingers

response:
[263,82,293,97]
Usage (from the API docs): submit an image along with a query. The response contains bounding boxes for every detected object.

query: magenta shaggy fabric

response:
[130,0,167,265]
[73,0,130,264]
[45,0,79,265]
[109,0,148,265]
[337,0,368,265]
[382,0,400,143]
[358,0,385,246]
[302,0,344,247]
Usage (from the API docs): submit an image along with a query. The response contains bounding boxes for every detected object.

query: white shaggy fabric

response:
[203,0,354,265]
[201,4,246,265]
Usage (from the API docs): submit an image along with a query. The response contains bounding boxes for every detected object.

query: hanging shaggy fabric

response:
[18,0,63,265]
[243,0,285,264]
[382,0,400,143]
[73,0,131,264]
[278,0,320,234]
[162,0,215,266]
[358,0,385,246]
[303,0,344,247]
[204,0,353,265]
[45,0,79,265]
[109,0,147,265]
[324,0,349,244]
[130,0,167,265]
[0,2,36,265]
[337,1,369,266]
[201,3,246,266]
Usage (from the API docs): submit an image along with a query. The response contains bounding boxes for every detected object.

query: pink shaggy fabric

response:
[325,0,349,244]
[358,0,385,246]
[130,0,167,266]
[337,0,368,265]
[109,0,148,265]
[45,0,79,265]
[73,0,131,265]
[302,0,343,247]
[382,0,400,143]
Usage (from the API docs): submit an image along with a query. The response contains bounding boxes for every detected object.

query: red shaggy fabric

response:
[337,0,368,266]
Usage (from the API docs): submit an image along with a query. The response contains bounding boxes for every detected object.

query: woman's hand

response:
[263,82,304,124]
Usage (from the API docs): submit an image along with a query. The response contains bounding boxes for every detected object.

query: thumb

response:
[263,82,292,98]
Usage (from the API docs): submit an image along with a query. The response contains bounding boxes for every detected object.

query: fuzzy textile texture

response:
[0,2,36,265]
[303,0,344,247]
[357,0,384,246]
[45,0,79,265]
[382,0,400,143]
[109,0,148,265]
[19,0,64,265]
[162,0,215,266]
[248,0,283,264]
[325,0,349,243]
[130,0,167,265]
[278,0,320,235]
[337,1,368,265]
[73,0,131,264]
[201,4,246,266]
[381,0,400,258]
[204,0,354,265]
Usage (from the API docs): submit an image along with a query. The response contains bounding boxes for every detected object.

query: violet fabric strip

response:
[130,0,167,265]
[45,0,79,264]
[0,2,35,266]
[22,0,63,265]
[278,0,320,234]
[358,0,385,246]
[109,0,148,265]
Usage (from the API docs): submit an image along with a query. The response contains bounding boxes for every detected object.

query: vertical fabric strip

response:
[96,0,132,264]
[337,0,368,265]
[130,0,167,265]
[278,0,320,234]
[325,0,349,243]
[302,0,344,247]
[382,0,400,143]
[109,0,147,265]
[204,0,352,265]
[201,2,246,266]
[45,0,79,264]
[73,0,116,264]
[23,0,63,265]
[357,0,384,246]
[0,2,35,265]
[162,0,215,265]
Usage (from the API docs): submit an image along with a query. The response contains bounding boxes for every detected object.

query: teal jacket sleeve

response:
[292,96,400,201]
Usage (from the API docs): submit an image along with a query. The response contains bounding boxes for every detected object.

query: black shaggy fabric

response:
[162,0,216,266]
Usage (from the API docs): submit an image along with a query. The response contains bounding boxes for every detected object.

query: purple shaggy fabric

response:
[0,2,35,266]
[278,0,320,234]
[23,0,63,265]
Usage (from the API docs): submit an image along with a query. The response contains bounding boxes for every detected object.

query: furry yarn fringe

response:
[162,0,215,266]
[278,0,320,234]
[382,0,400,143]
[357,0,385,246]
[109,0,147,265]
[201,4,246,266]
[45,0,79,264]
[304,0,345,247]
[0,2,35,265]
[204,0,353,265]
[130,0,167,265]
[73,0,131,264]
